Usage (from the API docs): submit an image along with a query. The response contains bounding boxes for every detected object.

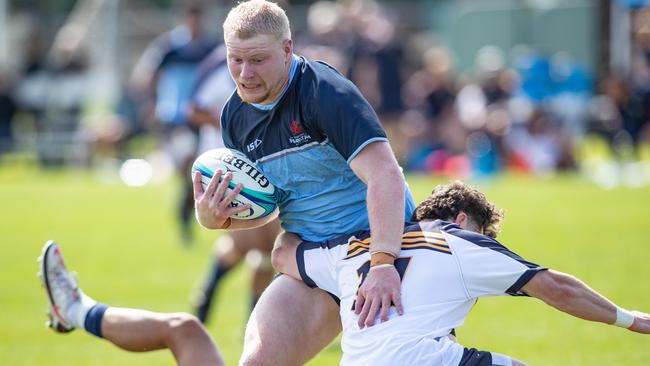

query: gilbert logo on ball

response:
[192,148,278,220]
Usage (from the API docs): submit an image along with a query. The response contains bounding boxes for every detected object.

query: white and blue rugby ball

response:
[192,148,277,220]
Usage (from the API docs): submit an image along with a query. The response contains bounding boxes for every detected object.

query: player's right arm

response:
[522,269,650,333]
[192,170,278,230]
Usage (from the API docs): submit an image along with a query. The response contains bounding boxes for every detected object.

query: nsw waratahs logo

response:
[288,119,311,145]
[290,120,303,135]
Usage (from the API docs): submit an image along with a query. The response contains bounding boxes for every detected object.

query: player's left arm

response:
[522,269,650,333]
[350,141,405,327]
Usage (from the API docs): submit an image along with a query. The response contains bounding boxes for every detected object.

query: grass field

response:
[1,163,649,365]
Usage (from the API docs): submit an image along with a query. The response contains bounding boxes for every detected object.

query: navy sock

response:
[84,303,109,338]
[195,260,232,323]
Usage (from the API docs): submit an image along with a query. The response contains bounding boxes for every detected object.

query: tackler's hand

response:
[629,311,650,334]
[354,264,403,328]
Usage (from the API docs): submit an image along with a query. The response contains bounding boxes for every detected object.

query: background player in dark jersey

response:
[192,1,415,364]
[271,180,650,365]
[131,3,217,243]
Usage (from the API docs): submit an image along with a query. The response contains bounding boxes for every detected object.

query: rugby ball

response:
[191,148,277,220]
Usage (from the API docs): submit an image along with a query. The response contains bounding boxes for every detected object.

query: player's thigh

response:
[240,275,341,366]
[230,218,281,253]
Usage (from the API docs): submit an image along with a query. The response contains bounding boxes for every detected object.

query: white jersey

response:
[297,220,544,366]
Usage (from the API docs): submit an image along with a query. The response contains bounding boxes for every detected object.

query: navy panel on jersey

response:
[441,221,540,269]
[302,60,388,162]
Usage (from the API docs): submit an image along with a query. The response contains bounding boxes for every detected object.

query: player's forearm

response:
[227,210,278,231]
[524,270,619,325]
[197,209,278,231]
[366,167,405,257]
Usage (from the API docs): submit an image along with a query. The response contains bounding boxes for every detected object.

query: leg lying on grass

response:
[38,240,224,366]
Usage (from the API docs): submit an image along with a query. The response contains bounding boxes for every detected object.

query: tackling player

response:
[270,180,650,365]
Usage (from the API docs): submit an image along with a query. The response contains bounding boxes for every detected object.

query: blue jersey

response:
[221,56,416,241]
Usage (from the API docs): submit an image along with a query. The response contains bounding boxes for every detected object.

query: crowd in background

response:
[1,0,649,181]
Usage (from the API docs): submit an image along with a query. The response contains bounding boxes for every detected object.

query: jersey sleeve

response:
[303,61,387,163]
[447,228,546,298]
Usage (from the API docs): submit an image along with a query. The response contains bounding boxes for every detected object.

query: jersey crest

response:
[288,119,312,145]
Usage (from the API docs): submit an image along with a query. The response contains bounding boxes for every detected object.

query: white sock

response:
[66,291,97,329]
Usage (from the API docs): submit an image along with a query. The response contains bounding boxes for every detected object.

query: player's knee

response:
[239,350,265,366]
[165,313,205,345]
[239,339,274,366]
[270,232,299,273]
[270,245,287,273]
[239,340,289,366]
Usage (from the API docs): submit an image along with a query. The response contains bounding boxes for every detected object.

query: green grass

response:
[1,165,649,365]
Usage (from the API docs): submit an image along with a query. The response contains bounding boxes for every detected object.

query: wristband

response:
[614,307,635,328]
[369,263,395,271]
[370,250,398,259]
[370,252,396,266]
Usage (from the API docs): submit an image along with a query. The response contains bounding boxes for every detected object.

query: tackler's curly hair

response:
[411,181,504,238]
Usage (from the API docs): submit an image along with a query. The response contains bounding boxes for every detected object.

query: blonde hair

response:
[223,0,291,41]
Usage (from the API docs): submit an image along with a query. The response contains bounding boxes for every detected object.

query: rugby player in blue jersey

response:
[192,0,416,364]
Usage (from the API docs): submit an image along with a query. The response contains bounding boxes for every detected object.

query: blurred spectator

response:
[131,3,217,243]
[588,74,649,160]
[344,0,408,162]
[14,28,91,167]
[0,71,17,156]
[90,84,149,160]
[297,1,350,73]
[401,45,459,172]
[506,108,563,175]
[15,23,90,167]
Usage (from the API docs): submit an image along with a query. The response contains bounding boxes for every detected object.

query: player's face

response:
[225,34,293,104]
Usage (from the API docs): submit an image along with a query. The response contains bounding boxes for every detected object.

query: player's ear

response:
[454,212,468,228]
[282,39,293,58]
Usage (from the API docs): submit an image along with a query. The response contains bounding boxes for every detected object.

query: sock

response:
[83,303,109,338]
[66,291,97,329]
[195,259,232,323]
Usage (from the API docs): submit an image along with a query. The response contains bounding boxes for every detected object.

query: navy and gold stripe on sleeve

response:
[344,230,451,260]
